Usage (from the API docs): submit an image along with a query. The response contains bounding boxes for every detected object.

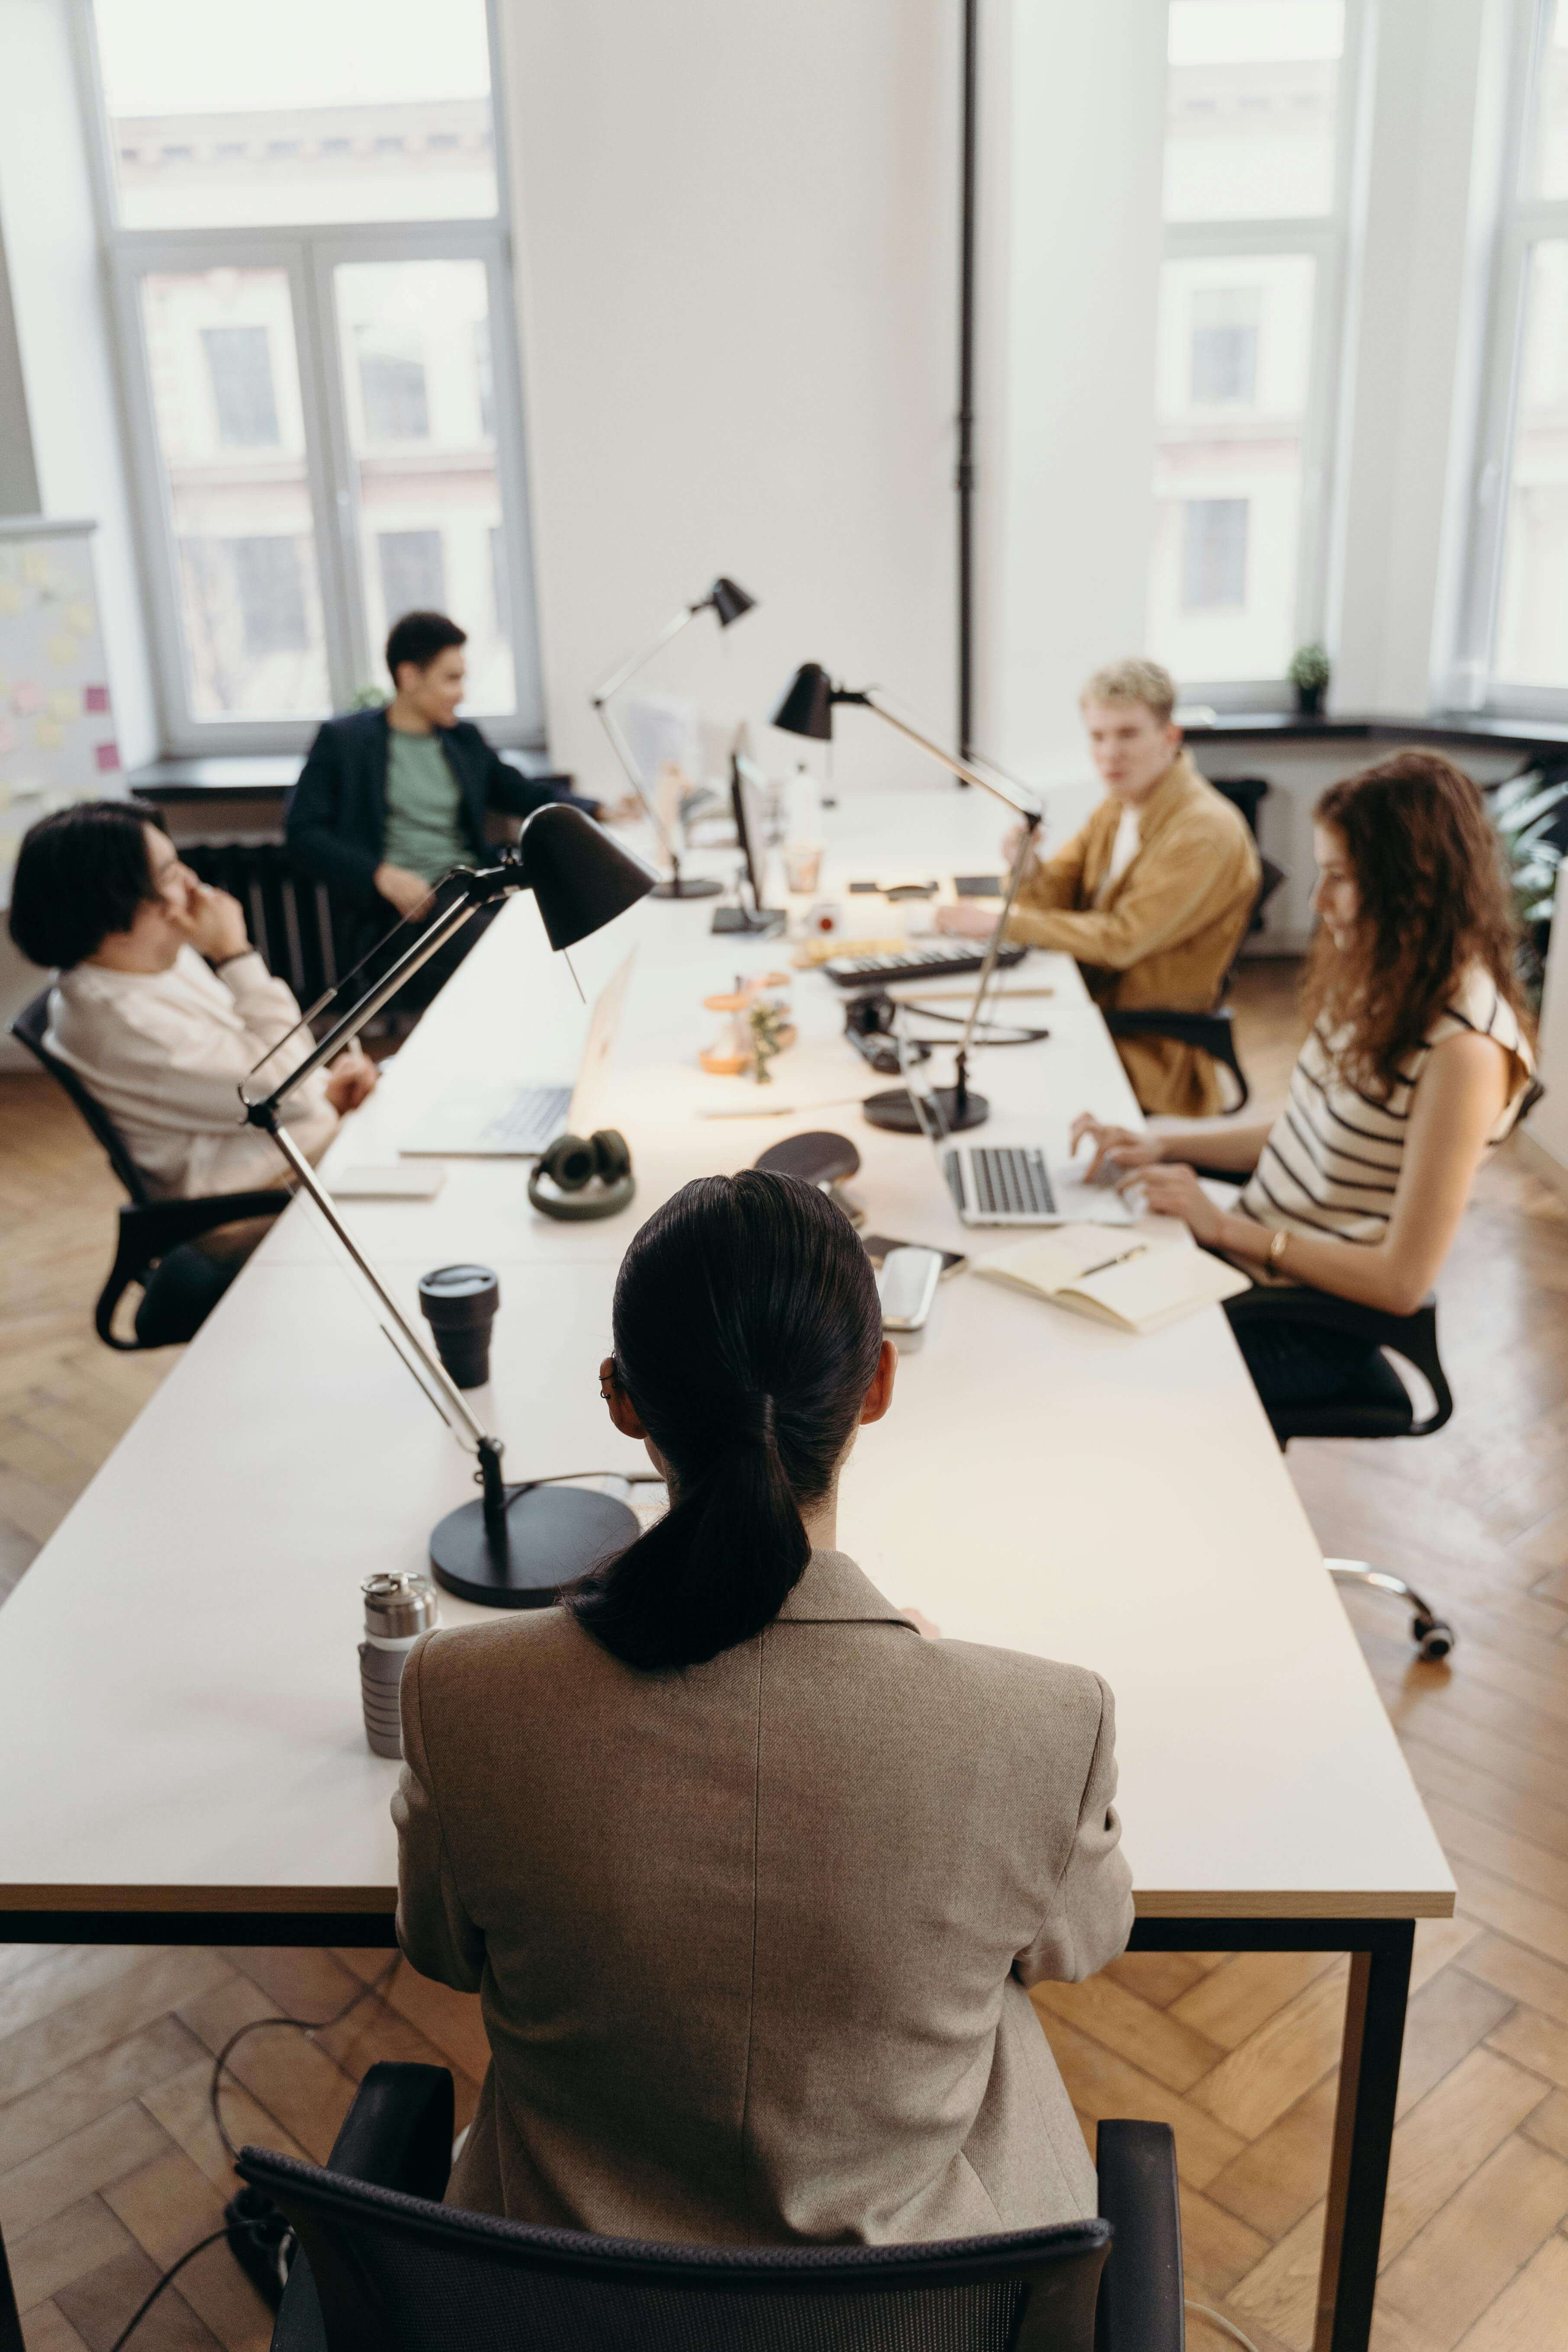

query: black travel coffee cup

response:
[418,1263,500,1389]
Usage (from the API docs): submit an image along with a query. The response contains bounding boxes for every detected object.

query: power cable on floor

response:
[106,1952,403,2346]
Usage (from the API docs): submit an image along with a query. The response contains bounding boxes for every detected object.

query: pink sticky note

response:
[84,683,110,714]
[11,682,40,716]
[94,740,121,773]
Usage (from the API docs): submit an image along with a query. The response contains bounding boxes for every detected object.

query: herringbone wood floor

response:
[3,962,1568,2351]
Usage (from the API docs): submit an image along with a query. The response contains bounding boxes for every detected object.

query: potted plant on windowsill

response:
[1288,642,1331,718]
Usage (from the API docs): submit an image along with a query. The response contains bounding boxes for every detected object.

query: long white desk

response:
[0,791,1450,2351]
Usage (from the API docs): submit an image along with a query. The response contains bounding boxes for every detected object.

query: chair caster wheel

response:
[1414,1617,1455,1661]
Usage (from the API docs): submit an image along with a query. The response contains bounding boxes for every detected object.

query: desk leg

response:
[1314,1922,1413,2352]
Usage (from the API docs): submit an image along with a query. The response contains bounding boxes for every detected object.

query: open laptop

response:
[895,1032,1133,1229]
[399,951,634,1158]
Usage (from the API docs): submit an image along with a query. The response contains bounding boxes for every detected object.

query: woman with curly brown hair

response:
[1070,751,1536,1409]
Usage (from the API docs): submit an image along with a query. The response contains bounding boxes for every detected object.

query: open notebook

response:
[972,1226,1251,1335]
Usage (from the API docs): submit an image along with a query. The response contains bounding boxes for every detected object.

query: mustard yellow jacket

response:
[1005,753,1260,1116]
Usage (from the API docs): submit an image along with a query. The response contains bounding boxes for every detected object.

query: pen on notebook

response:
[1075,1243,1149,1280]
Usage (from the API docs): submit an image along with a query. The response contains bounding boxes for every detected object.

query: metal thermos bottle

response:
[359,1572,440,1760]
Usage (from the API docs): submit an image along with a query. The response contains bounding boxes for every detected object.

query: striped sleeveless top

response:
[1236,965,1534,1252]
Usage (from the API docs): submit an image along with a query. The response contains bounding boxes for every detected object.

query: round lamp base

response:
[429,1484,638,1609]
[650,875,723,900]
[862,1085,989,1135]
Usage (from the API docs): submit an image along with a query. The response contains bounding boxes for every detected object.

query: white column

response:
[976,0,1168,792]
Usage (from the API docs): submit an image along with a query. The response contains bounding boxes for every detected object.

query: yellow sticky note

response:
[0,583,22,618]
[48,689,78,722]
[22,550,51,586]
[64,602,94,636]
[34,718,63,750]
[47,635,77,667]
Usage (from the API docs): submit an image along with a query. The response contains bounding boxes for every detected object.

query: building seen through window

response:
[88,0,536,744]
[1149,2,1348,691]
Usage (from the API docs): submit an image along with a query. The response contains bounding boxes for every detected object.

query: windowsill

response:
[128,746,566,801]
[1179,709,1568,751]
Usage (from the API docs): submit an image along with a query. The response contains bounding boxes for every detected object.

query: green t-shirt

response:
[380,728,471,886]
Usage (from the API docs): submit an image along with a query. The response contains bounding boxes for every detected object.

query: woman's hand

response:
[1070,1113,1164,1184]
[1126,1160,1228,1246]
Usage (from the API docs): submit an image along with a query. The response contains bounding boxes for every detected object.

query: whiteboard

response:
[0,517,122,906]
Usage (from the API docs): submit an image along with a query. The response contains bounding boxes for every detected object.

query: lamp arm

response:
[589,605,709,875]
[860,693,1041,818]
[258,1113,497,1461]
[957,810,1041,1059]
[241,876,506,1121]
[589,603,705,710]
[592,695,679,871]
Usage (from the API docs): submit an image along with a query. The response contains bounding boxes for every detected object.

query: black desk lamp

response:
[240,803,658,1609]
[772,663,1043,1133]
[589,576,757,901]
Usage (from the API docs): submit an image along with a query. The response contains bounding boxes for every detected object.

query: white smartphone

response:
[876,1245,944,1333]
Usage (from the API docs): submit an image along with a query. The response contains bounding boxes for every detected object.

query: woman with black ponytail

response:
[396,1171,1133,2246]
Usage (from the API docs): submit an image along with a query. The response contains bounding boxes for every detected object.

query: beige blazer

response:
[1005,753,1261,1116]
[394,1549,1134,2247]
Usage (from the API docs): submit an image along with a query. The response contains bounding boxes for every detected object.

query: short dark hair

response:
[385,611,466,682]
[8,801,164,972]
[568,1171,885,1674]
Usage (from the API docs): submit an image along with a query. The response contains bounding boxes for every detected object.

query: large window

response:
[79,0,542,752]
[1149,1,1359,698]
[1455,0,1568,709]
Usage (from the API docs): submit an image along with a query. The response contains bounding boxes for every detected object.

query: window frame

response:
[1448,0,1568,717]
[1155,0,1365,708]
[69,0,545,755]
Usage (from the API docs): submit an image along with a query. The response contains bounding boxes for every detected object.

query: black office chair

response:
[1225,1282,1456,1660]
[1218,1072,1545,1662]
[0,2213,20,2352]
[10,991,287,1351]
[1104,856,1288,1113]
[236,2063,1184,2351]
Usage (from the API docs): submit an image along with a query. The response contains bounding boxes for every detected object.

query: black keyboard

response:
[824,942,1027,991]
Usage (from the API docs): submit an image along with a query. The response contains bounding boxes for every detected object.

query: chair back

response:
[10,989,152,1204]
[178,842,349,1011]
[238,2146,1111,2352]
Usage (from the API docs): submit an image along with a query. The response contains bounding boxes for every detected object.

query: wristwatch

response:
[1267,1228,1291,1270]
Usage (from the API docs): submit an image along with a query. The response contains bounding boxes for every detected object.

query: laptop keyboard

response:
[946,1145,1057,1219]
[481,1084,572,1152]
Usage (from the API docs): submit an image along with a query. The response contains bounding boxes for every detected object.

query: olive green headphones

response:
[528,1127,636,1221]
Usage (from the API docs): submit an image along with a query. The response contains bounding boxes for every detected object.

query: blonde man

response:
[937,659,1260,1116]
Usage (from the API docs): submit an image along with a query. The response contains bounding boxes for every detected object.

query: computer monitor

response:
[711,750,785,934]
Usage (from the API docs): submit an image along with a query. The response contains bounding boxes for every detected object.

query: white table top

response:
[0,791,1453,1923]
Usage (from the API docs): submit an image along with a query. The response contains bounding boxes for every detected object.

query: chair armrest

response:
[1095,2120,1183,2352]
[0,2214,24,2352]
[97,1190,290,1348]
[1102,1010,1249,1110]
[261,2065,453,2352]
[1103,1009,1231,1046]
[321,2062,455,2200]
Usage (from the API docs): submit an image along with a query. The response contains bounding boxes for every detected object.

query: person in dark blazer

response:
[287,610,613,930]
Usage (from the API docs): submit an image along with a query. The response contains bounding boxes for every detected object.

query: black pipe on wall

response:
[956,0,979,766]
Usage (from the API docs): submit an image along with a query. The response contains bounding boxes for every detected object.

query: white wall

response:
[499,0,960,803]
[0,0,157,775]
